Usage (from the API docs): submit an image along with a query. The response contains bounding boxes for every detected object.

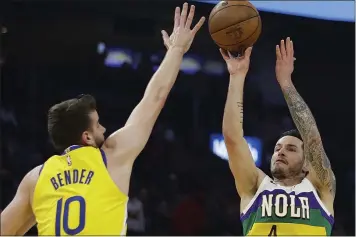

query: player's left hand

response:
[220,47,253,76]
[161,3,205,53]
[275,37,296,85]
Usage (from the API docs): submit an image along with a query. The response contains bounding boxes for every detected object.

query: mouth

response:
[275,159,287,165]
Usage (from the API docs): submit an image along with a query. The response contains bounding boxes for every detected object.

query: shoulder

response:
[101,142,136,167]
[306,170,335,200]
[256,169,268,187]
[24,165,43,199]
[24,165,42,184]
[304,176,334,215]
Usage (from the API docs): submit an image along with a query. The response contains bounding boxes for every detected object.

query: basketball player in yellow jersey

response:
[0,4,205,235]
[220,38,336,236]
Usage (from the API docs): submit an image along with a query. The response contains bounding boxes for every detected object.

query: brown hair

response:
[47,94,96,151]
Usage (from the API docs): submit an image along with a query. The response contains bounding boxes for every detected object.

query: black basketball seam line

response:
[216,17,261,47]
[208,4,258,25]
[209,14,260,34]
[215,16,261,47]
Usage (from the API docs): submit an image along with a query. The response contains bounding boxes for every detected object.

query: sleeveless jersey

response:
[241,176,334,236]
[32,145,129,236]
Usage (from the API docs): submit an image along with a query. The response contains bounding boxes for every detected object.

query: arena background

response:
[1,0,354,235]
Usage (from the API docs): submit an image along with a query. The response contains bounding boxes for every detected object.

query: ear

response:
[81,131,94,146]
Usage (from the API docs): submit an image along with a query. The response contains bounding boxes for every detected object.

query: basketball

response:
[208,1,262,54]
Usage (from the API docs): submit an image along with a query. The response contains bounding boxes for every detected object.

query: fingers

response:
[185,5,195,29]
[286,37,294,58]
[289,39,294,57]
[161,30,170,48]
[191,16,206,35]
[276,45,282,60]
[219,48,230,61]
[220,47,252,60]
[174,7,180,30]
[244,47,253,59]
[277,37,294,60]
[180,3,188,28]
[280,39,287,59]
[227,51,234,58]
[161,30,169,40]
[175,2,205,34]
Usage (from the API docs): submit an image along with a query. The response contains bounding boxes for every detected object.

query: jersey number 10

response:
[55,196,86,235]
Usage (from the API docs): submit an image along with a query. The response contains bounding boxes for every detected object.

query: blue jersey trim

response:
[61,145,107,167]
[100,149,108,168]
[61,145,82,155]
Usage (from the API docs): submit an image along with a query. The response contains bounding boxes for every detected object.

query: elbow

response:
[143,92,167,112]
[222,117,243,137]
[223,129,244,146]
[144,84,170,105]
[222,124,244,145]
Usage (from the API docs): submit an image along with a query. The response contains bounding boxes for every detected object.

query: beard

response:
[271,166,288,179]
[91,134,105,148]
[95,136,105,148]
[271,163,303,180]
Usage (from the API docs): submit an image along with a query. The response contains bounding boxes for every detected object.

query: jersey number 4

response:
[55,196,86,236]
[268,225,277,236]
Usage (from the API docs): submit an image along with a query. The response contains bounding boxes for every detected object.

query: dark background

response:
[1,0,354,235]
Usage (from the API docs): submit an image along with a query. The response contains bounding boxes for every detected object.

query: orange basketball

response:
[208,1,262,53]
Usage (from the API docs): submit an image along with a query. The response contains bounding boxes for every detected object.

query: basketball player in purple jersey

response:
[220,38,335,235]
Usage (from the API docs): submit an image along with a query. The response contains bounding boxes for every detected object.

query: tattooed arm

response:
[220,48,265,198]
[282,84,336,196]
[276,38,336,201]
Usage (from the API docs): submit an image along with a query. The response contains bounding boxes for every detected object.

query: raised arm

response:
[275,38,336,200]
[102,3,205,165]
[1,166,40,235]
[220,48,265,198]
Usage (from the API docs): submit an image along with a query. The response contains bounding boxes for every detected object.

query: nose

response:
[277,149,285,157]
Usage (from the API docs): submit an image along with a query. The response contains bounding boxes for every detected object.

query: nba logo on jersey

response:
[66,155,72,166]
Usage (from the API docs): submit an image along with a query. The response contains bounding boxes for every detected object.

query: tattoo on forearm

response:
[237,102,243,124]
[283,85,336,196]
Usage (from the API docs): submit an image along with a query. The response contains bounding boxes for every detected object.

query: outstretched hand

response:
[220,47,253,76]
[161,3,205,53]
[275,37,295,86]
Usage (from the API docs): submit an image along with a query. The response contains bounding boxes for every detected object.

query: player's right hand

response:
[161,3,205,53]
[220,47,253,76]
[275,37,295,86]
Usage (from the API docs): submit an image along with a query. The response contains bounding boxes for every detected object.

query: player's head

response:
[47,94,106,152]
[270,129,307,180]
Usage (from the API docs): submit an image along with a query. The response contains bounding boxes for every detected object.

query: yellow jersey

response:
[32,145,128,236]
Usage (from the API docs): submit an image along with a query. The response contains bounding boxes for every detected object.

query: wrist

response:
[230,72,247,80]
[277,75,293,88]
[168,46,185,55]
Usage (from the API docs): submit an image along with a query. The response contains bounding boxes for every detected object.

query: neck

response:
[273,176,304,186]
